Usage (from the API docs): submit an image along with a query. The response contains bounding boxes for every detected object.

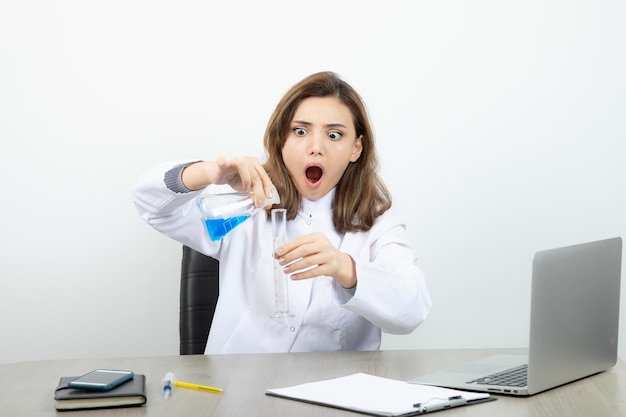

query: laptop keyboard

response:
[467,364,528,387]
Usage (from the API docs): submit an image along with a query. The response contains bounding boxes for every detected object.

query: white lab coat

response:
[133,162,431,354]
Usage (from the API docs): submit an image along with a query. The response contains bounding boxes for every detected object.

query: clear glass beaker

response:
[197,186,279,241]
[271,208,294,319]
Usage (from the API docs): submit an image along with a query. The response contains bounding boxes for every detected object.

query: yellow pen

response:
[174,380,224,394]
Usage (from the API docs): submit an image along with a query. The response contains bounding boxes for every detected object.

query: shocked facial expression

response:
[282,96,363,201]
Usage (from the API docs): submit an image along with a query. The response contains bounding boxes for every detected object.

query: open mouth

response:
[305,166,323,185]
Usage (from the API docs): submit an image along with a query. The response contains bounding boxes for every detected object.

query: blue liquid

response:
[205,215,251,241]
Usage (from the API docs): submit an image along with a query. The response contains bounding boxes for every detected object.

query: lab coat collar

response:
[300,188,335,216]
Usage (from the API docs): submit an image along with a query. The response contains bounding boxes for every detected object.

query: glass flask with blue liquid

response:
[197,186,280,241]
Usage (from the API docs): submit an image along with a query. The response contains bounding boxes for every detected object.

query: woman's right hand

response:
[182,156,275,208]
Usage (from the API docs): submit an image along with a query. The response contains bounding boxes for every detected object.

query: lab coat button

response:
[290,326,296,332]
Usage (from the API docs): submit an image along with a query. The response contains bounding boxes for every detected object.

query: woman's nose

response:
[309,131,323,155]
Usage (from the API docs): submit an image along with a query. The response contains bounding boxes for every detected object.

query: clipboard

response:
[266,373,496,416]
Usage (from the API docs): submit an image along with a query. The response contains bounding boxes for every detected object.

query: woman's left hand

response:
[275,232,357,289]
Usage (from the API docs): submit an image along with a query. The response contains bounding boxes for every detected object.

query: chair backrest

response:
[179,245,220,355]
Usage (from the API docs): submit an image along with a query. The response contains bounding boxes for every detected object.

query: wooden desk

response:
[2,349,625,416]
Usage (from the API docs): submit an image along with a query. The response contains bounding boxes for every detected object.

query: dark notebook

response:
[54,374,146,411]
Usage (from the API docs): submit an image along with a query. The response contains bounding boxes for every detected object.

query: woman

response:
[133,71,431,353]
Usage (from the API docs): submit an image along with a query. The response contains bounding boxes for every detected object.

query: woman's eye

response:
[328,131,343,140]
[294,128,306,136]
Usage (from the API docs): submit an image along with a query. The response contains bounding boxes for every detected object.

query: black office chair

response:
[179,245,220,355]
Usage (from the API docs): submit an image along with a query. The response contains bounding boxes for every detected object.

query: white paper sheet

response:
[266,373,492,416]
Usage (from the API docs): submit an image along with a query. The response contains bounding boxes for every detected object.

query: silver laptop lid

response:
[407,237,622,396]
[526,237,622,394]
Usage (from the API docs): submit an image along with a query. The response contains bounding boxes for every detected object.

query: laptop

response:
[409,237,622,396]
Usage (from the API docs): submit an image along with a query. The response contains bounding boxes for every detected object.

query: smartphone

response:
[68,369,134,391]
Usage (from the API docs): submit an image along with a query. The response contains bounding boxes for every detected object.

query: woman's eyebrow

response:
[291,120,347,129]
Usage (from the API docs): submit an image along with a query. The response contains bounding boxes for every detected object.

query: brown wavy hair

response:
[263,71,391,233]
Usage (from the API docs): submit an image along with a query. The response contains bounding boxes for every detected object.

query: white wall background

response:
[1,0,625,364]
